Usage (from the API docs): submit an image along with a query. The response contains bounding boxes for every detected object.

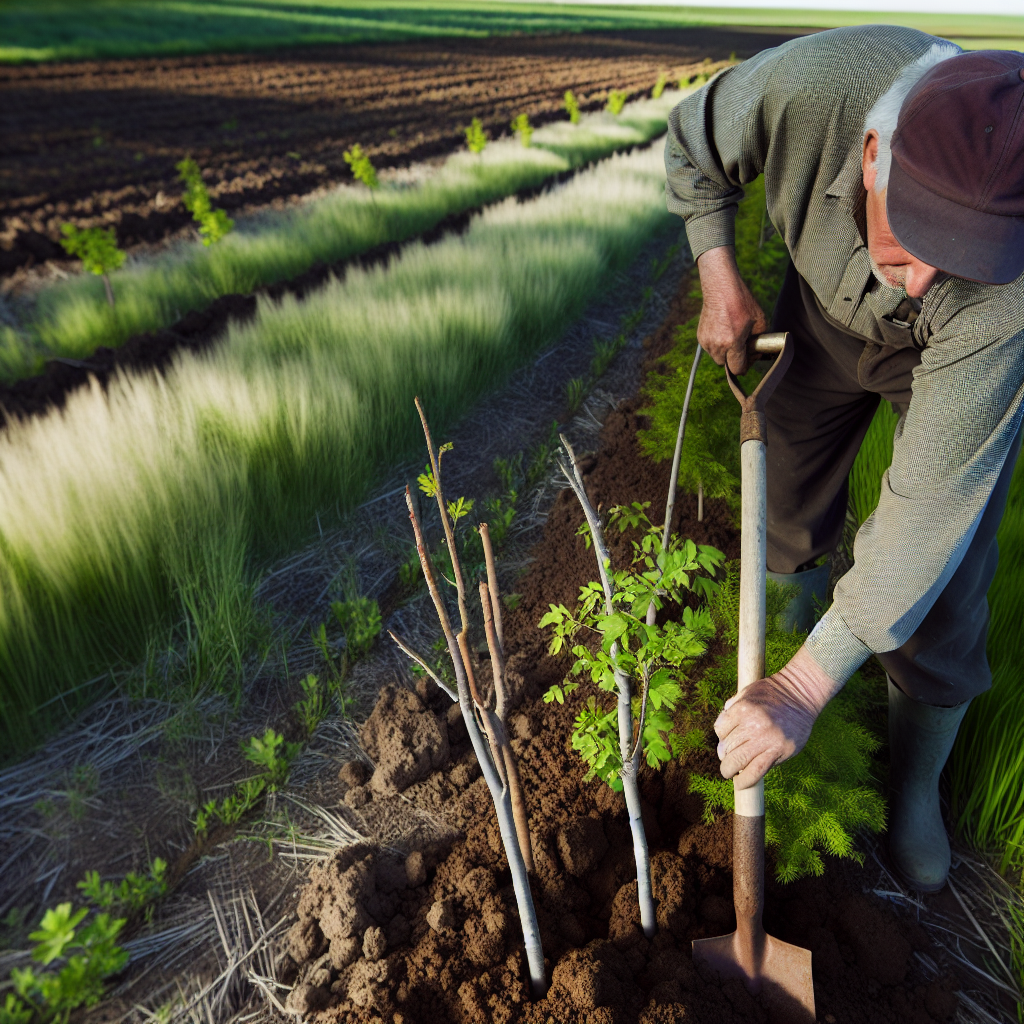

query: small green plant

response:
[58,225,124,308]
[5,903,128,1024]
[194,777,267,835]
[563,90,581,124]
[77,859,168,918]
[398,546,424,591]
[652,73,668,100]
[243,728,301,790]
[464,117,487,155]
[343,143,379,190]
[688,567,886,881]
[63,764,99,822]
[565,376,588,415]
[331,596,382,660]
[605,90,628,116]
[176,157,234,246]
[510,113,533,147]
[293,673,330,736]
[541,502,723,789]
[482,496,516,549]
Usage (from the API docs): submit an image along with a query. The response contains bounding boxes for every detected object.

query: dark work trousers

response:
[765,262,1022,706]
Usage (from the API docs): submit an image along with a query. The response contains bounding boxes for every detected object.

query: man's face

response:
[862,130,946,300]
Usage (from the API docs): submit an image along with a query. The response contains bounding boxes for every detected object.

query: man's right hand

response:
[696,245,769,376]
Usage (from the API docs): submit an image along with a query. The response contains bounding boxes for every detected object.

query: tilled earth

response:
[0,26,808,274]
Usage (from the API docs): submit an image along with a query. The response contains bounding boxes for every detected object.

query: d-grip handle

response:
[726,332,794,444]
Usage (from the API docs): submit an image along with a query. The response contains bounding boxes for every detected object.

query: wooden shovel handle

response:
[726,332,794,444]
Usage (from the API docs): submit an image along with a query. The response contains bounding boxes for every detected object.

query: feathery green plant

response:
[689,566,886,881]
[464,117,487,155]
[605,89,628,116]
[58,226,124,307]
[563,89,581,124]
[343,143,379,190]
[176,158,234,246]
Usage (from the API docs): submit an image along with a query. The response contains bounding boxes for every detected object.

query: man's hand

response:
[696,245,769,375]
[714,645,842,790]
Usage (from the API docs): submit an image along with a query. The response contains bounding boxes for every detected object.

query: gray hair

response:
[864,42,962,192]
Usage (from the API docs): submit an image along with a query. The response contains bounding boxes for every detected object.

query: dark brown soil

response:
[0,27,809,275]
[280,393,961,1023]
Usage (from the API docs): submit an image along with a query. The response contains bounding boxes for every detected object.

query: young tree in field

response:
[543,436,723,936]
[605,89,628,116]
[652,73,668,99]
[343,143,379,191]
[510,113,533,147]
[563,90,581,124]
[389,398,546,997]
[464,118,487,155]
[59,225,125,308]
[176,157,234,246]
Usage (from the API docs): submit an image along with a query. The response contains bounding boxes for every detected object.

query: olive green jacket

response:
[664,25,1024,683]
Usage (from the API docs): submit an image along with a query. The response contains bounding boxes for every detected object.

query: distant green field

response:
[1,0,1021,63]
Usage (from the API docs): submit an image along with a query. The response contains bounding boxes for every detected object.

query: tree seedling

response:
[77,859,168,919]
[343,143,379,191]
[652,73,668,99]
[605,89,628,116]
[389,398,546,997]
[510,113,533,148]
[563,90,581,125]
[464,117,487,155]
[331,596,382,660]
[243,728,300,791]
[58,225,124,308]
[4,903,128,1024]
[546,440,723,937]
[175,157,234,246]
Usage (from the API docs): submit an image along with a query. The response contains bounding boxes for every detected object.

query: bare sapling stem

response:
[102,273,115,308]
[558,435,656,938]
[481,579,535,872]
[479,522,504,649]
[391,401,546,996]
[698,479,704,522]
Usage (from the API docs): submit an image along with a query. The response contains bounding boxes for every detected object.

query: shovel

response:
[691,332,816,1024]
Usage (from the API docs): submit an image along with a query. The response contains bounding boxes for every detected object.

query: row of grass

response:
[2,0,1021,63]
[2,91,683,384]
[0,141,677,760]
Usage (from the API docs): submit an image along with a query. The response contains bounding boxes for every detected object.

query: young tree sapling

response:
[510,113,533,147]
[464,117,487,155]
[546,436,722,936]
[389,398,545,996]
[605,89,628,116]
[58,225,125,308]
[563,90,581,124]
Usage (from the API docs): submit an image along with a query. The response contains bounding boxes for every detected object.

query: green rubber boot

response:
[766,561,831,634]
[887,678,971,893]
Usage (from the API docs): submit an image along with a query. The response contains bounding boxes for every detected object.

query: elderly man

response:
[665,26,1024,892]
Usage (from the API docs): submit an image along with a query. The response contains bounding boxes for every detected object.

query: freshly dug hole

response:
[284,397,960,1024]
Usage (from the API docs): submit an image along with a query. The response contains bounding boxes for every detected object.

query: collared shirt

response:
[664,25,1024,683]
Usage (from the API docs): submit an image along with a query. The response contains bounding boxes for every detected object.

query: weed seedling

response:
[58,226,125,308]
[293,673,330,736]
[605,90,628,116]
[176,158,234,246]
[565,376,588,415]
[331,596,382,660]
[464,118,487,155]
[343,144,379,191]
[563,90,581,124]
[510,113,533,147]
[242,728,300,791]
[77,859,168,919]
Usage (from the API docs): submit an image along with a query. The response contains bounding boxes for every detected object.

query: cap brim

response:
[887,157,1024,286]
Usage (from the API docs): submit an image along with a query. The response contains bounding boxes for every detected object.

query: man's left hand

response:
[714,645,842,789]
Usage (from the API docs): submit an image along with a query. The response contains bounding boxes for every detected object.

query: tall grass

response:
[848,401,1024,880]
[0,143,676,759]
[14,93,683,381]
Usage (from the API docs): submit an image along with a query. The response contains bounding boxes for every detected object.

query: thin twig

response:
[480,522,504,651]
[388,631,457,701]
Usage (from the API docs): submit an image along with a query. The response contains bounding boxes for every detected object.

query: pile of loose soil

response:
[0,27,808,274]
[280,394,959,1023]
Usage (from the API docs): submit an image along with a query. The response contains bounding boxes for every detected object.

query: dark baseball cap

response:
[887,50,1024,286]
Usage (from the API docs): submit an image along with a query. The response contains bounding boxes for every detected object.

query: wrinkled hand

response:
[696,245,769,376]
[714,645,842,790]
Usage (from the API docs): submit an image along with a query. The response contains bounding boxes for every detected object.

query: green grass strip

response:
[0,141,676,760]
[2,1,1021,64]
[4,92,682,384]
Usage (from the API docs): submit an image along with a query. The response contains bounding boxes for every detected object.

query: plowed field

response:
[0,26,805,275]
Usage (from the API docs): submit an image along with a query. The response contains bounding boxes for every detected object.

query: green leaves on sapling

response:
[58,226,125,279]
[510,113,533,147]
[605,90,628,116]
[652,73,668,99]
[242,728,301,790]
[343,143,379,190]
[176,158,234,246]
[77,859,167,917]
[563,90,581,124]
[29,906,87,966]
[331,596,382,660]
[464,118,487,155]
